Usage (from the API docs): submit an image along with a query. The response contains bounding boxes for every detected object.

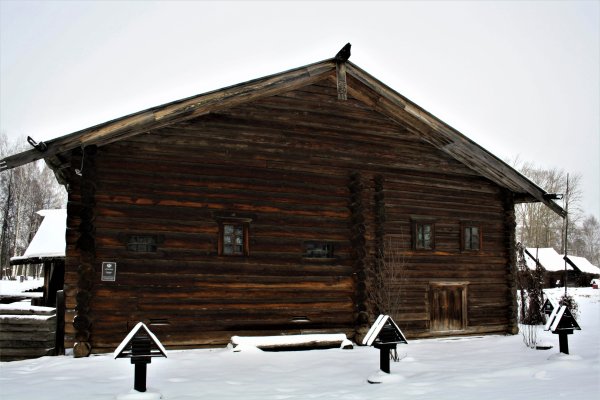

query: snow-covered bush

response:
[559,293,579,319]
[516,243,546,348]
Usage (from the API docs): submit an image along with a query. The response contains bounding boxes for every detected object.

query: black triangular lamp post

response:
[544,305,581,354]
[542,298,556,317]
[114,322,168,393]
[363,315,407,383]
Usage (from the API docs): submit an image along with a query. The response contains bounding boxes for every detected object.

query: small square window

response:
[414,221,434,250]
[217,216,251,256]
[127,235,157,252]
[463,225,481,251]
[223,223,245,255]
[303,241,334,258]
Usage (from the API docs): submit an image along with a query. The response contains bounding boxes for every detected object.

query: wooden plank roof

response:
[0,55,565,217]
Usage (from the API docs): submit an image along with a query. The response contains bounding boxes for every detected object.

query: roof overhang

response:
[0,57,565,217]
[1,60,336,172]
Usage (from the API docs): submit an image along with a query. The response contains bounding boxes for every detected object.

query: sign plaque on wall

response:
[101,262,117,281]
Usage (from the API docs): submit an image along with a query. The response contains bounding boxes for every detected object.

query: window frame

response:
[302,241,335,260]
[126,235,158,253]
[461,223,482,252]
[412,220,435,250]
[216,216,252,257]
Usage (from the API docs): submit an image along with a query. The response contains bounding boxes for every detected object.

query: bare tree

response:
[0,134,67,278]
[369,235,408,319]
[516,243,545,349]
[0,169,15,277]
[510,159,583,252]
[574,215,600,266]
[367,234,408,362]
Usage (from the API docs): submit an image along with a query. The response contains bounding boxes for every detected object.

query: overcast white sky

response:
[1,0,598,219]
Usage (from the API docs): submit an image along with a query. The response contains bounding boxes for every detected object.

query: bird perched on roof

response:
[334,43,351,63]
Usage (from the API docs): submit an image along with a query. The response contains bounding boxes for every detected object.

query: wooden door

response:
[430,284,467,332]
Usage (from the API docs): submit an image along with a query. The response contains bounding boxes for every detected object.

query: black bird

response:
[334,43,351,62]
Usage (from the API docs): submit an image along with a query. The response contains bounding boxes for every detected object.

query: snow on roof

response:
[546,305,566,331]
[0,279,44,297]
[10,209,66,261]
[0,301,55,314]
[565,255,600,274]
[524,247,572,272]
[114,322,168,359]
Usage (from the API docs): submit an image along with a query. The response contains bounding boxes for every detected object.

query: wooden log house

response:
[1,48,565,356]
[9,209,66,307]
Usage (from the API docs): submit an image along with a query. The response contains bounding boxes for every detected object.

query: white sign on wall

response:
[101,262,117,282]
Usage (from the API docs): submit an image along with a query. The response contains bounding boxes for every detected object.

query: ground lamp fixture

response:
[114,322,167,393]
[362,314,407,382]
[542,298,556,317]
[544,305,581,354]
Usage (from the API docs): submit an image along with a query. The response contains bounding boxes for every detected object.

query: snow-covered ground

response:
[0,278,43,298]
[0,287,599,400]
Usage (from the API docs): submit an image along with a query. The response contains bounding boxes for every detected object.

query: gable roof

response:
[362,314,408,346]
[564,255,600,275]
[0,56,565,217]
[113,321,167,359]
[524,247,572,272]
[10,209,66,265]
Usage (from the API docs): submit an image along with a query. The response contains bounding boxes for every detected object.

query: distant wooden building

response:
[1,52,565,356]
[564,255,600,286]
[522,247,574,288]
[9,209,66,307]
[522,248,600,288]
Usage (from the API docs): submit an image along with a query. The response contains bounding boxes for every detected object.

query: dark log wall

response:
[63,77,516,351]
[383,174,514,337]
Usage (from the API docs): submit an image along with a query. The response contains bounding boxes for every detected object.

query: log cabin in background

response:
[521,247,600,288]
[1,47,566,357]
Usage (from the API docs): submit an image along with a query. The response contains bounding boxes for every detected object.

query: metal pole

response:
[564,174,569,297]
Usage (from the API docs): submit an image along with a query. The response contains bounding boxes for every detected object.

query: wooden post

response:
[55,290,65,356]
[379,346,390,374]
[131,333,152,392]
[374,343,396,374]
[503,191,519,335]
[373,175,386,272]
[336,62,347,100]
[134,362,148,392]
[559,333,569,354]
[74,146,97,358]
[348,172,368,337]
[556,330,572,354]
